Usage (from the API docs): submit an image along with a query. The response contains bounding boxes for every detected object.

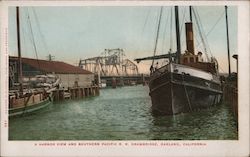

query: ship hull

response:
[9,92,52,117]
[149,63,222,115]
[9,97,51,117]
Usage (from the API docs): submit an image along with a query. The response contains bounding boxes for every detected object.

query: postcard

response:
[1,0,249,156]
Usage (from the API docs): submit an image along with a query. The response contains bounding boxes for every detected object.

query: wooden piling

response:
[83,88,85,97]
[71,88,75,99]
[223,82,238,120]
[53,90,59,101]
[92,87,95,96]
[78,88,81,98]
[112,77,117,88]
[79,88,83,98]
[59,90,64,101]
[52,86,99,102]
[89,88,91,96]
[95,86,100,95]
[74,88,77,98]
[86,88,89,97]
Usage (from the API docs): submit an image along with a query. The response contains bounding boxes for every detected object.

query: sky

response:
[8,6,237,74]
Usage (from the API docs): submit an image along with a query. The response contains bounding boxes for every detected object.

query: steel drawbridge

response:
[79,48,139,76]
[79,49,148,87]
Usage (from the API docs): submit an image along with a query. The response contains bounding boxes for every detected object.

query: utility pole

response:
[225,6,231,76]
[47,54,55,61]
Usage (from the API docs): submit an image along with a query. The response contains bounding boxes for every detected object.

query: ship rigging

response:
[135,6,224,115]
[9,7,57,117]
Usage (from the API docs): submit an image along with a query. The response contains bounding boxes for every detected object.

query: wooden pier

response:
[100,74,149,87]
[223,78,238,120]
[52,86,100,102]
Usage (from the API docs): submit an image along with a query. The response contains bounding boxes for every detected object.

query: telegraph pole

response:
[225,6,231,76]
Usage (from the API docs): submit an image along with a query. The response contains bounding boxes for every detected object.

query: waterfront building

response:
[9,56,94,88]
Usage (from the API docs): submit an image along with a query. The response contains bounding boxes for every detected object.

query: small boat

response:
[9,91,51,117]
[64,92,71,99]
[99,80,107,88]
[135,6,223,115]
[9,7,53,117]
[130,81,136,86]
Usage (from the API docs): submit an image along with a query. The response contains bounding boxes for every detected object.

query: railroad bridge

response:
[78,48,149,86]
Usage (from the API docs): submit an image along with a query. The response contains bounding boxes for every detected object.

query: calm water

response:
[9,85,238,140]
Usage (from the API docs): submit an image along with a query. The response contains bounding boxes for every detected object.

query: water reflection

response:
[9,85,237,140]
[150,104,238,140]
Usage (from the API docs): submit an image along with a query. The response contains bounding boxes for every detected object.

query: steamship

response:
[135,6,222,115]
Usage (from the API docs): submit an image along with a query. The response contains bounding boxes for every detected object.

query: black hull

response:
[149,71,222,115]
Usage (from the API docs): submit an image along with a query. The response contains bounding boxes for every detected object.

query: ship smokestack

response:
[185,22,195,54]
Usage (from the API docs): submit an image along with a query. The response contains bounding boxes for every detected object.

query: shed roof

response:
[9,56,93,74]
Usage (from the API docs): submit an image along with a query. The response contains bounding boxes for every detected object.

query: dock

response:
[100,75,149,87]
[52,86,100,102]
[222,75,238,120]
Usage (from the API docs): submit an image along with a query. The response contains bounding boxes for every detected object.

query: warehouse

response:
[9,56,94,88]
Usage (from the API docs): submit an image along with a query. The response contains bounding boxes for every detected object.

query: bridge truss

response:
[79,48,139,76]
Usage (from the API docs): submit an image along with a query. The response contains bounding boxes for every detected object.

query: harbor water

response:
[9,85,238,140]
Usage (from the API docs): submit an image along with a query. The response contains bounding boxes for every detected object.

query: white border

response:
[1,1,249,157]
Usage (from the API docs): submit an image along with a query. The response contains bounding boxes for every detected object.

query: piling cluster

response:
[103,75,149,88]
[52,86,100,102]
[223,81,238,120]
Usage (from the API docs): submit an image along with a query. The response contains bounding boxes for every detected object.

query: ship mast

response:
[151,7,163,67]
[185,6,195,55]
[175,6,181,64]
[225,6,231,76]
[189,6,192,22]
[134,6,181,64]
[16,7,23,95]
